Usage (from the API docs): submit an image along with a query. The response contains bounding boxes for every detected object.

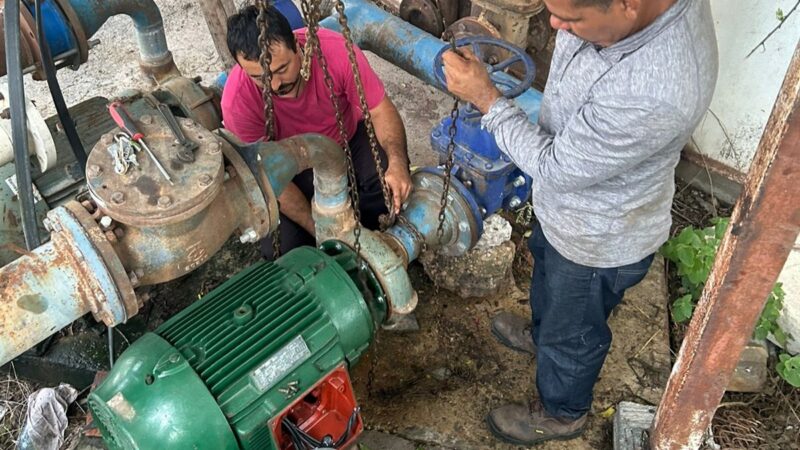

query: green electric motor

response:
[88,242,387,449]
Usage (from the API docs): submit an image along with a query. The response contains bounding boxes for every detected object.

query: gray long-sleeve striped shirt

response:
[482,0,718,268]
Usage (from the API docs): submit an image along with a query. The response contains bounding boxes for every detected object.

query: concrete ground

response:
[21,2,671,448]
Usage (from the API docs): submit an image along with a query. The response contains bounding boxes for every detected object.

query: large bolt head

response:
[239,227,258,244]
[87,164,102,178]
[157,195,172,208]
[198,174,213,187]
[111,191,126,205]
[208,141,221,155]
[508,196,522,208]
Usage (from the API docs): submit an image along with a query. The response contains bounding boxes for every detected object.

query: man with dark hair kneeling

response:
[222,5,412,259]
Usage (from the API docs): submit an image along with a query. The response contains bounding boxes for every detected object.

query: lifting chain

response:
[298,0,320,80]
[255,0,282,258]
[299,0,365,260]
[332,0,396,230]
[436,35,461,245]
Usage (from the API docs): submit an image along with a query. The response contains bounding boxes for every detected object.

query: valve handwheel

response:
[433,36,536,100]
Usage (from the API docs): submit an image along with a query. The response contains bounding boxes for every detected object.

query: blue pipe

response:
[25,0,77,57]
[320,0,543,121]
[69,0,173,68]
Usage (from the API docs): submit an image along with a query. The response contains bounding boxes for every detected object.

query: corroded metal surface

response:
[59,201,137,323]
[0,202,135,366]
[87,124,277,285]
[399,0,444,37]
[651,43,800,450]
[335,228,417,318]
[470,0,543,49]
[219,136,277,243]
[154,76,222,131]
[445,16,507,65]
[386,170,480,261]
[87,116,225,227]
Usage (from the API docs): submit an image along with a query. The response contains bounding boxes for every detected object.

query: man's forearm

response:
[371,98,409,167]
[278,182,315,236]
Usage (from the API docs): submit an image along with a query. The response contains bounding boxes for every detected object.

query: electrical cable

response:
[280,406,360,449]
[4,0,41,249]
[33,0,88,172]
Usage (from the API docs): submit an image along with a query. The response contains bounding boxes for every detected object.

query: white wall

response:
[693,1,800,172]
[692,1,800,353]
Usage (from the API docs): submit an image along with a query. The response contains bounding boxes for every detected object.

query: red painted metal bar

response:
[650,42,800,449]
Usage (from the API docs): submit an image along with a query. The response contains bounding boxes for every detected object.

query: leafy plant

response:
[661,218,798,387]
[660,217,729,322]
[777,353,800,387]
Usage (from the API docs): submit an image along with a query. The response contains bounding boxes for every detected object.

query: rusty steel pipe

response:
[650,42,800,450]
[0,202,137,366]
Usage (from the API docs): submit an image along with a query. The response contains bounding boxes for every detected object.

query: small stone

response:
[430,367,452,381]
[474,214,512,250]
[727,339,768,393]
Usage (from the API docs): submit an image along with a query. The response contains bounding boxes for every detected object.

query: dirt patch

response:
[349,245,671,449]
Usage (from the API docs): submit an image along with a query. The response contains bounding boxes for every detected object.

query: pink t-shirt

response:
[221,28,386,144]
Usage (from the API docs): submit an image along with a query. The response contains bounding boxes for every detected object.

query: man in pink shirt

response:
[222,5,412,259]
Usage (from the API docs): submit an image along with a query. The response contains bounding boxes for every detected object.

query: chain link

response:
[332,0,396,230]
[396,215,427,254]
[300,0,365,260]
[255,0,282,257]
[436,35,462,246]
[298,0,320,81]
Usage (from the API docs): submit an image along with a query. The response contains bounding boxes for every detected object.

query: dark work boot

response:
[486,401,587,446]
[491,312,536,355]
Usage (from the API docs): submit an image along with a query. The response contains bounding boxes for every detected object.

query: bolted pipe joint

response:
[386,169,482,263]
[0,202,137,366]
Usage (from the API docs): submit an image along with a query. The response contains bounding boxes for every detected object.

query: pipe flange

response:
[47,203,137,326]
[87,115,225,227]
[413,168,482,256]
[445,16,507,65]
[399,0,444,37]
[220,137,278,240]
[53,0,89,66]
[334,228,417,318]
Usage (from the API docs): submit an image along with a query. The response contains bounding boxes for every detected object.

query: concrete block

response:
[727,339,768,393]
[420,215,515,298]
[613,402,656,450]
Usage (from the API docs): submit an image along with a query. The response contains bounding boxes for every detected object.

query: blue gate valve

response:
[431,37,536,217]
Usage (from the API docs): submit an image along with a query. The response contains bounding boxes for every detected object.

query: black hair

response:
[573,0,613,9]
[226,5,297,62]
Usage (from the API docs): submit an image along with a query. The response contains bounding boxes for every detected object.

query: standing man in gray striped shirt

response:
[443,0,717,445]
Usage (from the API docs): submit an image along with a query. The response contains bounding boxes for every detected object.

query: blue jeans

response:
[528,225,654,419]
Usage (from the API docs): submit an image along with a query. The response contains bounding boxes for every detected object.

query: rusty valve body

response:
[86,114,276,286]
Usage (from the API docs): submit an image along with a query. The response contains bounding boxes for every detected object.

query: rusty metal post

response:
[650,42,800,449]
[199,0,237,68]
